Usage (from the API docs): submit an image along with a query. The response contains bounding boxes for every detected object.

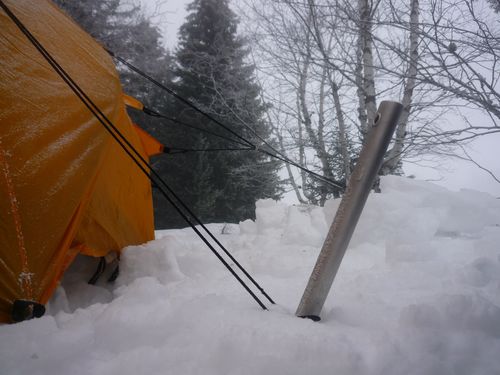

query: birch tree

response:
[246,0,353,204]
[245,0,499,195]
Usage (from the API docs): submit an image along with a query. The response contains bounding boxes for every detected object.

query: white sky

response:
[405,133,500,197]
[139,0,189,49]
[139,0,500,198]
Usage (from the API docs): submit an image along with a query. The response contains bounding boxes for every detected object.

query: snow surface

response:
[2,176,500,375]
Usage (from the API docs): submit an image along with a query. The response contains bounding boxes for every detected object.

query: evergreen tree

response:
[54,0,281,228]
[487,0,500,13]
[53,0,177,228]
[53,0,170,105]
[158,0,282,226]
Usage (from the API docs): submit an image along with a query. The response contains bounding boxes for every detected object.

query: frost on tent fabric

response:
[0,0,162,323]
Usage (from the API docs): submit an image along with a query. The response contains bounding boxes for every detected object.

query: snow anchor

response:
[296,101,403,321]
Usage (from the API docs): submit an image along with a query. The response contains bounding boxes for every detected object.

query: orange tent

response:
[0,0,162,323]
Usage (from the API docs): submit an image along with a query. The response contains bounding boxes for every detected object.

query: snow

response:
[2,176,500,374]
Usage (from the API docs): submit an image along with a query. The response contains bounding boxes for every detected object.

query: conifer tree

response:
[53,0,176,227]
[159,0,282,226]
[53,0,171,106]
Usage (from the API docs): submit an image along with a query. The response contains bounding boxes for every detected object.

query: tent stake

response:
[296,101,403,321]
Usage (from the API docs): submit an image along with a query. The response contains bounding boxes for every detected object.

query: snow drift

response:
[1,176,500,375]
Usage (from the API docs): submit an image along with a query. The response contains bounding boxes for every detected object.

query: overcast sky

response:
[139,0,188,48]
[139,0,500,198]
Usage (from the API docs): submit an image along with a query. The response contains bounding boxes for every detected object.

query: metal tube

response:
[296,101,403,321]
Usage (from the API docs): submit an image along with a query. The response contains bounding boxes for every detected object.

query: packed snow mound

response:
[2,176,500,375]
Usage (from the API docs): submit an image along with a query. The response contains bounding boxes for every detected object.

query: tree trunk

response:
[329,76,351,182]
[359,0,377,138]
[298,48,336,204]
[382,0,419,174]
[276,123,307,204]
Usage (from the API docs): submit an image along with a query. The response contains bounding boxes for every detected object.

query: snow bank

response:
[1,176,500,375]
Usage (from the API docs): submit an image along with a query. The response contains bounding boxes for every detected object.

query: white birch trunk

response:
[359,0,377,138]
[382,0,419,174]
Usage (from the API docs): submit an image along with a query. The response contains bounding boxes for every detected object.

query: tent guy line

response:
[0,0,271,311]
[141,106,253,148]
[111,51,346,192]
[109,49,256,149]
[164,146,256,154]
[0,0,273,311]
[0,0,161,322]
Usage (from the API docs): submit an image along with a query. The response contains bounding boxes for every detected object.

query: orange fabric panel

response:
[0,0,155,322]
[123,93,164,156]
[122,93,144,111]
[73,110,156,257]
[133,124,165,157]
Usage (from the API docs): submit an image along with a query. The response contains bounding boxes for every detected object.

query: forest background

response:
[54,0,500,227]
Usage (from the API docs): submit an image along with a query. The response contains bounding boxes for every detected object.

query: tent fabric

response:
[122,95,164,156]
[123,94,145,111]
[0,0,157,322]
[133,124,165,157]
